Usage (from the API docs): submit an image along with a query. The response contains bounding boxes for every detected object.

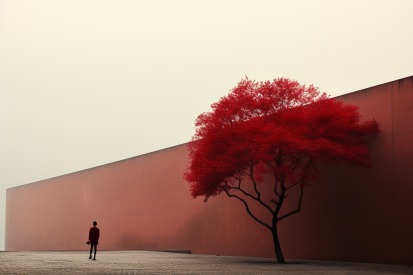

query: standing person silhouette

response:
[88,221,99,260]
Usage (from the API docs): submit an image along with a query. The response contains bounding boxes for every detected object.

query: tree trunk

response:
[271,225,285,263]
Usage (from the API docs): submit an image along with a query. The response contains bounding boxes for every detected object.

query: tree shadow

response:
[234,259,411,274]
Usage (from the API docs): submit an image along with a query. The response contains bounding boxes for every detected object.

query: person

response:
[88,221,100,260]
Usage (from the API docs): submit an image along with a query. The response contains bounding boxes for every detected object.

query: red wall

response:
[6,76,413,266]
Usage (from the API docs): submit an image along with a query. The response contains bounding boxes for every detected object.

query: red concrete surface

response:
[6,76,413,266]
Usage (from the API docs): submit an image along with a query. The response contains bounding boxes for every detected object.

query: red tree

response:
[184,77,380,263]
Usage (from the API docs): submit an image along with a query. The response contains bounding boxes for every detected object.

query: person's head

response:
[93,221,97,227]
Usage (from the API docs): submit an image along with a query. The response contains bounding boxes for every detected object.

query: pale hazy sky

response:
[0,0,412,251]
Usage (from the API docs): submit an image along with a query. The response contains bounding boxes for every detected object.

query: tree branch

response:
[285,179,301,191]
[229,180,274,215]
[249,163,275,215]
[224,189,272,231]
[286,159,312,191]
[288,155,306,171]
[276,187,304,223]
[270,193,289,205]
[274,179,280,198]
[270,198,278,205]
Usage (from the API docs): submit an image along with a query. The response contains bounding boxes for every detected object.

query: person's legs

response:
[89,244,93,259]
[93,244,97,260]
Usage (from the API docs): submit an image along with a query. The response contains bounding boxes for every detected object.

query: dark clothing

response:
[89,227,100,244]
[90,243,97,257]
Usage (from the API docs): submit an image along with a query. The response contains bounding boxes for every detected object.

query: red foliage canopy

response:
[184,77,380,202]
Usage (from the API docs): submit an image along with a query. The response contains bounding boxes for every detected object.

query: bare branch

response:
[276,187,304,223]
[252,182,274,215]
[270,198,278,205]
[270,193,288,205]
[274,180,280,198]
[248,162,275,214]
[229,184,274,215]
[224,189,272,231]
[273,182,286,218]
[285,179,301,191]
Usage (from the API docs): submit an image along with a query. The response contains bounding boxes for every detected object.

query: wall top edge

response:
[334,75,413,99]
[6,142,189,191]
[7,75,413,191]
